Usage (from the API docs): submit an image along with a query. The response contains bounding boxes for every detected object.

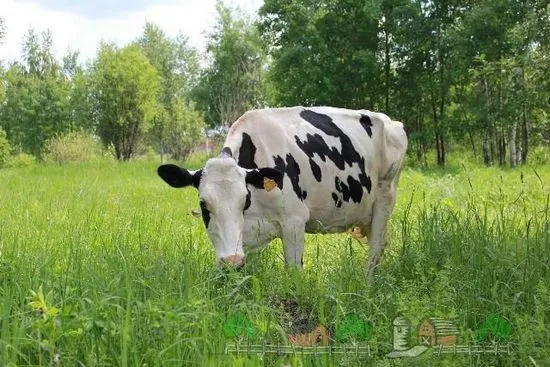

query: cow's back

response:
[224,106,406,233]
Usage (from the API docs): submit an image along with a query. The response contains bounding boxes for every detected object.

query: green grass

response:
[0,160,549,366]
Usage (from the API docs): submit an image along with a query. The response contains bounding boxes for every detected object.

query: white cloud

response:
[0,0,262,65]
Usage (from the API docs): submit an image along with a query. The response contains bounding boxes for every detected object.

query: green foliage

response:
[27,286,62,363]
[137,23,204,161]
[162,98,205,161]
[223,312,258,340]
[193,2,266,127]
[476,313,513,343]
[3,152,36,168]
[137,22,199,103]
[335,314,372,342]
[90,44,160,160]
[529,146,550,165]
[0,127,10,167]
[259,0,550,168]
[260,0,382,108]
[43,131,104,164]
[0,29,93,159]
[2,2,549,167]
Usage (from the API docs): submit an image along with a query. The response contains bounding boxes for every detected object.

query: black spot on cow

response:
[360,114,373,137]
[192,170,203,188]
[309,159,322,182]
[238,132,257,169]
[359,173,372,193]
[335,177,351,202]
[333,175,364,206]
[273,156,285,189]
[274,153,307,200]
[295,133,345,169]
[221,146,233,157]
[347,176,363,203]
[199,200,210,227]
[297,109,373,201]
[331,192,342,208]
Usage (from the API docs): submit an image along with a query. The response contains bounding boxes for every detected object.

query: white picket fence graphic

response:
[434,343,512,356]
[225,342,512,357]
[225,342,372,357]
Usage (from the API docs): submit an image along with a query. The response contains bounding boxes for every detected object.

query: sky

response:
[0,0,263,64]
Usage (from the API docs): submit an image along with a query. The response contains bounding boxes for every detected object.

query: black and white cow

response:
[158,106,407,277]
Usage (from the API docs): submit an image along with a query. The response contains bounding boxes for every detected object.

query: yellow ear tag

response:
[263,177,277,192]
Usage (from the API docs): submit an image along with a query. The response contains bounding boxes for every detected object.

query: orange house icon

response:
[418,318,459,346]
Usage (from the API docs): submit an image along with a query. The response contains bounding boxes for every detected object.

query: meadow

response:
[0,157,549,366]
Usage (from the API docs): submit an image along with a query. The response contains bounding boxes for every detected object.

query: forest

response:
[0,0,549,168]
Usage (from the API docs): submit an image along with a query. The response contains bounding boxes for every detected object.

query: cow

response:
[158,106,407,278]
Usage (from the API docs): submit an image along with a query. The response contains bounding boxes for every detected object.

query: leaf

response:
[335,313,372,342]
[223,312,257,340]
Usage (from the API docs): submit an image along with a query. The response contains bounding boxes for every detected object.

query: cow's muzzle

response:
[219,254,244,267]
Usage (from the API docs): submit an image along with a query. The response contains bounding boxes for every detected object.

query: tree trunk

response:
[468,131,477,158]
[436,133,445,166]
[431,94,445,167]
[483,130,491,166]
[483,75,492,166]
[498,130,506,166]
[509,120,517,168]
[384,28,390,112]
[438,53,446,167]
[522,102,528,164]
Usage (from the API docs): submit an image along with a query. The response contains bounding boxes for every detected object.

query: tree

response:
[455,0,548,167]
[194,1,267,127]
[260,0,383,109]
[90,44,160,160]
[0,127,10,167]
[0,29,71,157]
[164,97,204,161]
[0,17,5,45]
[137,22,203,161]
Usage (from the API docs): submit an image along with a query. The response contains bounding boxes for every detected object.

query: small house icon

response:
[418,318,459,346]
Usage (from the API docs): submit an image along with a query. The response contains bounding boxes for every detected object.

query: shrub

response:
[4,153,36,168]
[43,132,104,164]
[529,145,550,165]
[0,127,10,167]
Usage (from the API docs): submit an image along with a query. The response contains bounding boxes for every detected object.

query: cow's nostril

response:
[220,254,244,267]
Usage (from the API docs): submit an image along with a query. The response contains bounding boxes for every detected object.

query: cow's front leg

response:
[281,219,306,269]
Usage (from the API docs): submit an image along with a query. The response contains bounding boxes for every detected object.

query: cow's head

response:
[157,155,283,267]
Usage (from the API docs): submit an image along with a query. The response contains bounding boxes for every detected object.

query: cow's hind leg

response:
[367,179,398,279]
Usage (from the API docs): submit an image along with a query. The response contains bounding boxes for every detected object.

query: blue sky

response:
[0,0,263,63]
[20,0,180,18]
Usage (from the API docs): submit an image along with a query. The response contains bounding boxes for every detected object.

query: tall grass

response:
[0,161,549,366]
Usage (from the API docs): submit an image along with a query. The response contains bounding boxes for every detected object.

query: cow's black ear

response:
[158,164,202,189]
[245,167,284,191]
